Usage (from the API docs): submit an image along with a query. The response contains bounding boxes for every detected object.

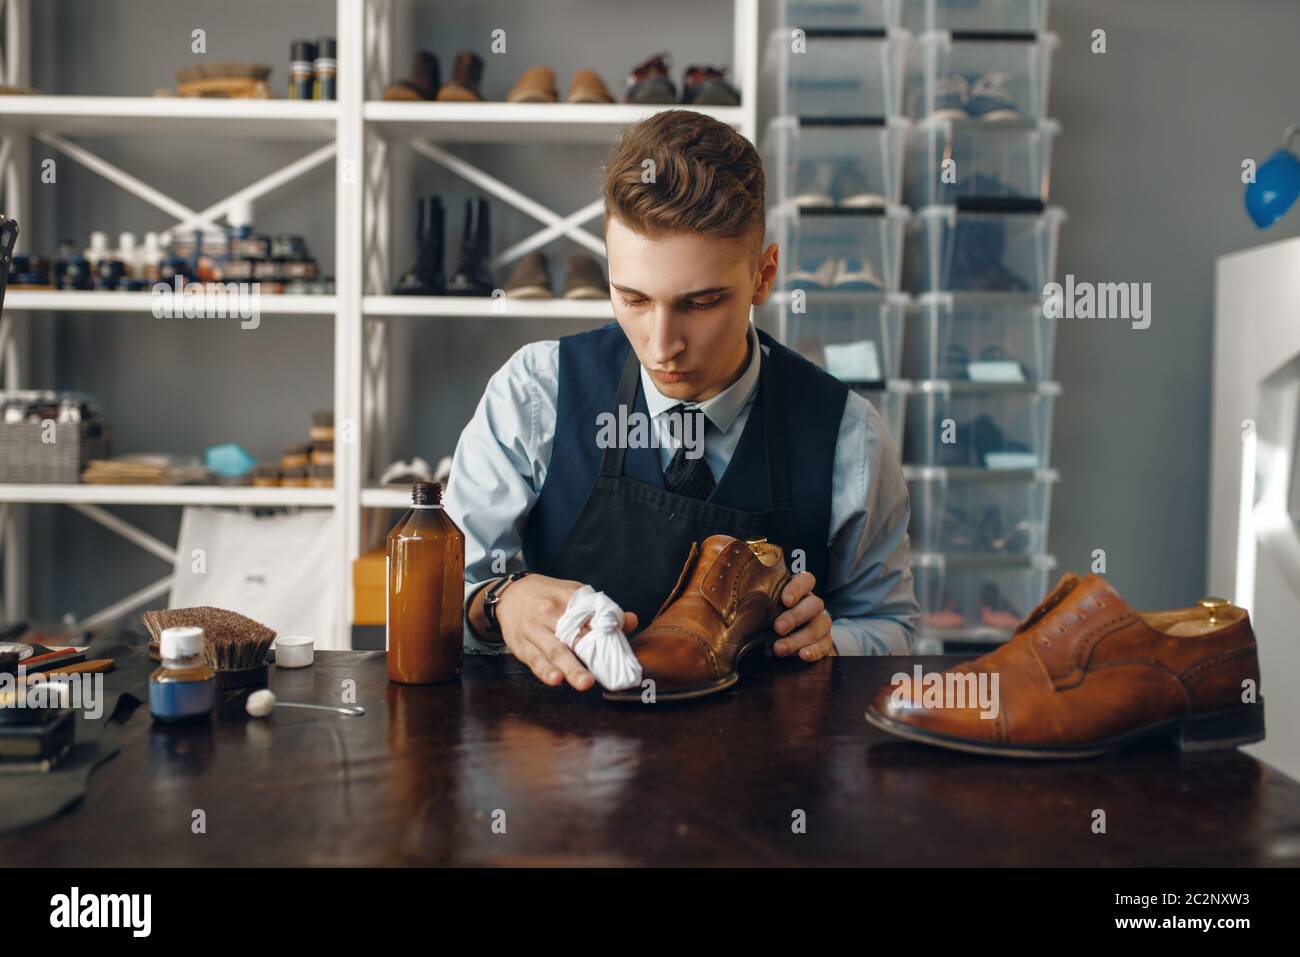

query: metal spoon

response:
[246,688,365,718]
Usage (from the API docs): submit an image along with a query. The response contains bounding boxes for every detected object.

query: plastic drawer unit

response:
[764,27,911,118]
[763,290,909,384]
[766,115,910,211]
[905,465,1057,555]
[902,201,1065,293]
[903,291,1055,381]
[904,116,1059,207]
[902,0,1050,34]
[912,552,1057,645]
[903,379,1059,468]
[906,30,1059,121]
[780,0,903,29]
[773,204,911,294]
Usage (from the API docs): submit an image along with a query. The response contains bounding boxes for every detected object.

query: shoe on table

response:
[604,535,794,703]
[437,51,484,101]
[507,65,559,103]
[681,65,740,106]
[866,575,1266,759]
[384,50,439,101]
[567,68,614,104]
[562,254,608,299]
[625,52,676,104]
[504,251,554,299]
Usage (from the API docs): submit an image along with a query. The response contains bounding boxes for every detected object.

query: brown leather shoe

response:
[566,68,613,104]
[507,65,558,103]
[437,51,483,102]
[383,50,439,101]
[865,574,1265,759]
[603,535,793,703]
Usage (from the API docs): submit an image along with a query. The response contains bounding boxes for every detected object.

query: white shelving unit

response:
[0,0,759,647]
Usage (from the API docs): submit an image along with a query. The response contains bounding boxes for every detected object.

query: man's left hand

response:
[772,572,837,660]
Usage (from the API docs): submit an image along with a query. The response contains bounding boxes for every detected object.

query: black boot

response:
[394,195,445,295]
[447,197,494,296]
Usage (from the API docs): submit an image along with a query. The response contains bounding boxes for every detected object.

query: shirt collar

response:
[640,322,762,435]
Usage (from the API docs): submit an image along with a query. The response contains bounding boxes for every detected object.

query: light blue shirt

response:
[445,322,920,656]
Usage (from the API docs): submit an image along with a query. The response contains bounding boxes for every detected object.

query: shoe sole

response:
[602,629,775,704]
[563,287,608,300]
[507,91,558,103]
[863,699,1266,760]
[504,286,553,299]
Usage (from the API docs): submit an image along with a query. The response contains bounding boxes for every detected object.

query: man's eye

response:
[620,296,647,308]
[688,297,723,310]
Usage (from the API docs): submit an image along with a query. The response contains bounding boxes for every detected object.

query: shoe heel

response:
[1177,701,1266,752]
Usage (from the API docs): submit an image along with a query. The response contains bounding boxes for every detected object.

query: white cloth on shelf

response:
[554,585,642,692]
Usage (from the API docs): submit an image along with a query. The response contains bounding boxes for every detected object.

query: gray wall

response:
[12,0,1300,623]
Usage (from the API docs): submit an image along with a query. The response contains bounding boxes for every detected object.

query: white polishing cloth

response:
[554,585,642,692]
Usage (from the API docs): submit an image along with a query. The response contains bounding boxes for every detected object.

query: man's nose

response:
[647,305,686,364]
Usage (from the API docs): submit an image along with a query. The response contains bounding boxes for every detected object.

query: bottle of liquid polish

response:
[386,481,465,684]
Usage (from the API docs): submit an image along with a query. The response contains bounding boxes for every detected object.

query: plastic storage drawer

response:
[902,203,1065,293]
[906,30,1059,121]
[766,116,910,210]
[766,290,908,384]
[781,0,902,29]
[773,205,911,293]
[905,465,1057,555]
[904,291,1055,381]
[912,552,1056,644]
[765,28,911,118]
[855,380,911,447]
[902,0,1049,33]
[904,117,1058,207]
[903,379,1058,468]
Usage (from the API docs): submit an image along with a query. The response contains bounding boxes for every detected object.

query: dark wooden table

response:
[3,651,1299,866]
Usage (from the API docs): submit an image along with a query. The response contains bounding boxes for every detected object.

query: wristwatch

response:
[482,571,531,637]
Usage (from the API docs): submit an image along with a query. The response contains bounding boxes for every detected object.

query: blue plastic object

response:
[205,442,256,478]
[1246,130,1300,229]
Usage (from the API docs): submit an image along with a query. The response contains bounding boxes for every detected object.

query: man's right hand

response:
[492,574,639,691]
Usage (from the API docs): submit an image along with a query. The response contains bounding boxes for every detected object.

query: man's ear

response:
[752,242,779,306]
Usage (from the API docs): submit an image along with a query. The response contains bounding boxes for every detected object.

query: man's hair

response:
[602,110,766,253]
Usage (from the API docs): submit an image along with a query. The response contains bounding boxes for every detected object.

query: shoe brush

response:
[141,606,277,690]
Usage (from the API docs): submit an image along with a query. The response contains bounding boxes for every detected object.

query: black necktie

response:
[661,404,715,500]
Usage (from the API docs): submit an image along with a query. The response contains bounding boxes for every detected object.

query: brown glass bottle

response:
[386,481,465,684]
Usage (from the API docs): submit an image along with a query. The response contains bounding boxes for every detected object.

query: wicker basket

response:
[0,420,111,483]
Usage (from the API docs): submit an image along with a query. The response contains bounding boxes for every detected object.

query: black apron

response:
[544,344,804,632]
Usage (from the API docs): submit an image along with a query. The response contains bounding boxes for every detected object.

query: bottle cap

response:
[412,481,442,506]
[88,231,109,249]
[160,626,205,659]
[316,37,337,58]
[118,231,136,251]
[291,39,317,62]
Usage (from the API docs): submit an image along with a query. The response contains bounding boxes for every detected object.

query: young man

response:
[446,110,918,692]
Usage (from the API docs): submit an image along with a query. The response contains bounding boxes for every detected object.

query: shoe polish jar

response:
[149,626,216,725]
[386,481,465,684]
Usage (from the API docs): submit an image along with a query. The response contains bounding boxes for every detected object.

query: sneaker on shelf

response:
[624,53,676,104]
[383,50,439,101]
[567,68,614,104]
[507,65,559,103]
[831,257,883,290]
[504,251,553,299]
[562,254,608,299]
[831,164,888,208]
[931,72,970,120]
[968,72,1020,120]
[785,161,834,209]
[681,65,740,106]
[787,257,837,289]
[437,51,484,102]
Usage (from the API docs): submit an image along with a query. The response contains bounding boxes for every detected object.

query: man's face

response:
[605,215,779,403]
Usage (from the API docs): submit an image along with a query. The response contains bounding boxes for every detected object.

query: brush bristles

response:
[140,606,277,671]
